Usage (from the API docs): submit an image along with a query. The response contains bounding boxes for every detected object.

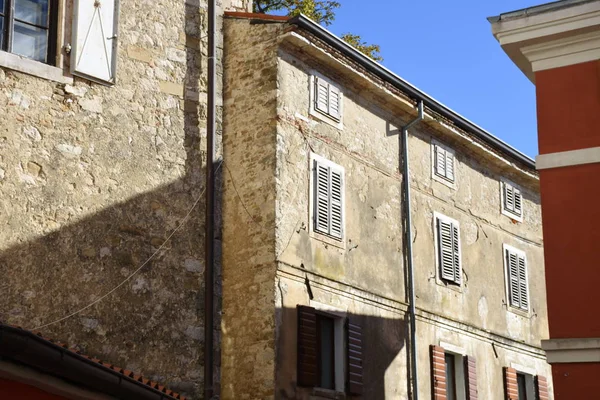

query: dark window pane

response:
[0,0,5,14]
[0,17,3,49]
[12,21,48,62]
[318,316,335,390]
[445,353,456,400]
[517,374,528,400]
[15,0,49,27]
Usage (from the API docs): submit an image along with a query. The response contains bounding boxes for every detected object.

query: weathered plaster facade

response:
[222,16,552,399]
[0,0,249,398]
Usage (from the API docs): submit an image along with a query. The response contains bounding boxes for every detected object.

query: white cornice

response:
[536,146,600,170]
[523,30,600,71]
[542,338,600,363]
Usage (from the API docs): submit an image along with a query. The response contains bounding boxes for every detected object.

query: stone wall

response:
[221,17,284,399]
[0,0,250,398]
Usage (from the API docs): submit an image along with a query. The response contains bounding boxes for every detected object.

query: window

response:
[0,0,58,63]
[434,213,461,285]
[505,368,548,400]
[501,181,523,221]
[432,143,455,184]
[517,373,528,400]
[297,306,363,395]
[310,75,343,123]
[503,245,529,311]
[311,154,344,240]
[431,345,477,400]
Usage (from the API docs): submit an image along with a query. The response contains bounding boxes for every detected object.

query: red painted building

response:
[490,1,600,398]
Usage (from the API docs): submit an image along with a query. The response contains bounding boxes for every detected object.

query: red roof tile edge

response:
[0,323,187,400]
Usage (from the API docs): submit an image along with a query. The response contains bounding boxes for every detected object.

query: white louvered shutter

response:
[518,255,528,310]
[328,85,341,120]
[452,223,461,283]
[513,188,523,217]
[446,151,455,182]
[72,0,119,84]
[504,184,515,213]
[435,146,446,177]
[507,250,520,308]
[330,167,343,238]
[315,161,330,235]
[315,77,329,114]
[438,219,455,281]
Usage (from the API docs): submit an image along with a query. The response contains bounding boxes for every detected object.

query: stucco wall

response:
[0,1,250,398]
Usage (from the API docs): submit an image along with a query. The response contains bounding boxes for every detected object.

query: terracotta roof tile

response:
[1,324,186,400]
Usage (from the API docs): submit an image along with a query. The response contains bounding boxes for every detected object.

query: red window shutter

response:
[347,319,363,395]
[431,345,447,400]
[535,375,549,400]
[464,356,478,400]
[504,367,519,400]
[297,306,317,387]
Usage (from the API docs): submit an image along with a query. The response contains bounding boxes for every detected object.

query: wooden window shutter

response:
[438,217,460,284]
[313,158,344,239]
[72,0,119,85]
[518,254,529,310]
[431,345,447,400]
[297,306,318,387]
[504,367,518,400]
[504,183,514,212]
[464,356,478,400]
[315,77,330,114]
[346,319,363,395]
[314,161,330,235]
[514,188,523,217]
[535,375,549,400]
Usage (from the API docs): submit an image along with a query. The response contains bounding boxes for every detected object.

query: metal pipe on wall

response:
[204,0,216,397]
[402,101,424,400]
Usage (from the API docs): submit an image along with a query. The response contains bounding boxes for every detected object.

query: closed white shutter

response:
[72,0,119,85]
[313,157,344,239]
[507,250,520,308]
[438,219,455,282]
[436,215,461,284]
[446,151,455,182]
[452,223,461,283]
[518,254,528,310]
[328,85,341,120]
[513,187,523,217]
[435,146,446,177]
[330,167,344,238]
[315,77,329,114]
[315,161,330,234]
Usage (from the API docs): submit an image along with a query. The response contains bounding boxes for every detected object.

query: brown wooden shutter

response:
[464,356,478,400]
[535,375,549,400]
[504,367,518,400]
[297,305,317,387]
[431,345,447,400]
[347,319,363,395]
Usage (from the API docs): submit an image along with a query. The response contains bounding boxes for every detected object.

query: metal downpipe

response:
[204,0,216,397]
[402,101,424,400]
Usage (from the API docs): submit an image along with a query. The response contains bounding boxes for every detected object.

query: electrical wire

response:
[31,163,222,332]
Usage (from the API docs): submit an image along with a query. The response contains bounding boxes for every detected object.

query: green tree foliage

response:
[254,0,383,61]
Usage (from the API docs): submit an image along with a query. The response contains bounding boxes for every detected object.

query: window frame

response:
[503,244,530,314]
[1,0,59,65]
[511,364,537,400]
[433,212,462,287]
[431,140,457,188]
[309,73,344,129]
[500,180,524,222]
[309,153,346,246]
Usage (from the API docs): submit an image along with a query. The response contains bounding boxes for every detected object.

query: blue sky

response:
[325,0,549,158]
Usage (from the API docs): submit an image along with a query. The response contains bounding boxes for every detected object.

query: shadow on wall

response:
[275,306,409,399]
[0,4,219,400]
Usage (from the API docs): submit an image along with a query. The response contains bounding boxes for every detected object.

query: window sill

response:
[310,229,346,250]
[432,173,456,190]
[0,51,73,84]
[501,209,523,223]
[310,387,346,399]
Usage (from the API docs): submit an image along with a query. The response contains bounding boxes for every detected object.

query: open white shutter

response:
[328,85,341,120]
[513,188,523,217]
[315,77,329,114]
[435,146,446,177]
[504,184,515,213]
[72,0,119,85]
[452,223,461,283]
[446,151,455,182]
